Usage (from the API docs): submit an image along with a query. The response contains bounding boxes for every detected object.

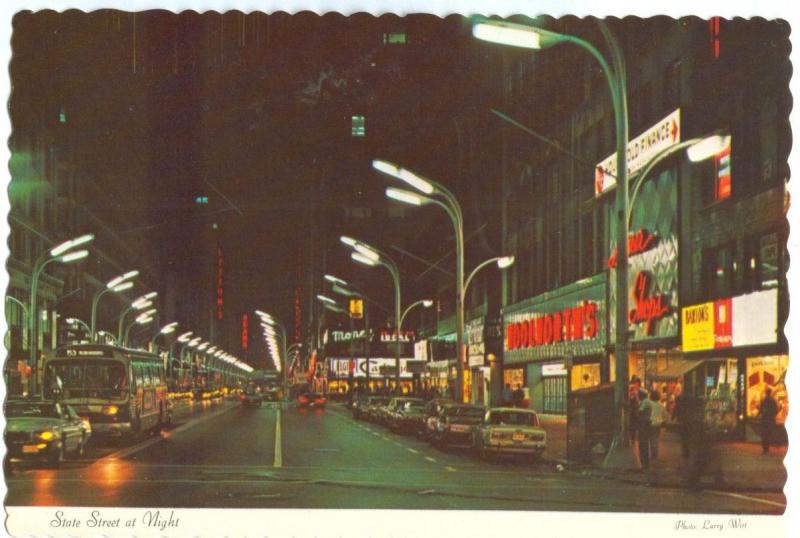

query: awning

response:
[651,358,704,381]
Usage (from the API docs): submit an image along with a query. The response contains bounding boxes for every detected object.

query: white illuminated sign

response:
[595,109,681,196]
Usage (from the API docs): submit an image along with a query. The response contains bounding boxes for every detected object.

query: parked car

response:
[428,403,486,449]
[4,399,91,467]
[297,392,326,408]
[363,396,390,422]
[240,386,263,407]
[472,407,547,461]
[418,398,452,439]
[364,397,390,423]
[351,395,370,420]
[381,397,423,428]
[386,399,426,434]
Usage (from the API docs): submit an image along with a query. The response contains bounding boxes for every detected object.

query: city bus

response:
[42,344,170,438]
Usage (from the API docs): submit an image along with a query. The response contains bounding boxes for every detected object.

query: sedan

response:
[297,392,326,408]
[385,399,426,434]
[473,407,547,461]
[428,403,486,449]
[4,399,91,467]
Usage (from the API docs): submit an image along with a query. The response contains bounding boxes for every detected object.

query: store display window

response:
[746,355,788,424]
[570,363,601,391]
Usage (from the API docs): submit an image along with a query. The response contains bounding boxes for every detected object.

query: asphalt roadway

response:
[4,398,786,513]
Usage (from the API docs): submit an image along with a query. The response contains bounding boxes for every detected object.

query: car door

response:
[56,404,78,452]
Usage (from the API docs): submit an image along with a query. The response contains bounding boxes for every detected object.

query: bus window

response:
[133,364,144,389]
[148,366,159,387]
[142,366,152,388]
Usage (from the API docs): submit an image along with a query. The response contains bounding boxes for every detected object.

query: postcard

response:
[1,1,796,537]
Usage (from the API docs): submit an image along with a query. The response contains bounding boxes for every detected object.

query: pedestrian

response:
[502,383,513,406]
[628,389,641,447]
[512,384,525,408]
[673,387,692,459]
[637,389,653,469]
[758,387,779,454]
[648,389,668,460]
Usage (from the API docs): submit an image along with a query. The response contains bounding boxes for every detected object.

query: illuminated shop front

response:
[681,288,786,439]
[502,273,607,415]
[322,327,416,394]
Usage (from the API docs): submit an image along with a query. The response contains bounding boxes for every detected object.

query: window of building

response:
[351,116,365,137]
[704,243,733,299]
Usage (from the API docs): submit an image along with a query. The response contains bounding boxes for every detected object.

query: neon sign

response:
[628,271,669,335]
[607,229,657,269]
[506,301,599,351]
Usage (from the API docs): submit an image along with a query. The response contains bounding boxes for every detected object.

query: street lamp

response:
[117,291,158,342]
[91,270,139,340]
[464,256,515,299]
[376,163,465,402]
[29,234,93,394]
[326,275,375,393]
[256,310,290,400]
[123,308,157,346]
[472,16,631,434]
[149,321,178,349]
[65,317,91,340]
[342,236,403,395]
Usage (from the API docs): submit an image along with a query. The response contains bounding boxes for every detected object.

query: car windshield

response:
[443,406,484,417]
[44,359,128,400]
[5,402,61,419]
[488,411,539,427]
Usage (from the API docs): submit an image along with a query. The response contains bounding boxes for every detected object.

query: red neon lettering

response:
[543,315,553,345]
[585,302,598,338]
[628,272,669,335]
[553,312,563,343]
[608,229,657,269]
[562,309,573,340]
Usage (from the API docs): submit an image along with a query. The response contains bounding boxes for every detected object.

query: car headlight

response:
[37,430,55,441]
[102,405,119,416]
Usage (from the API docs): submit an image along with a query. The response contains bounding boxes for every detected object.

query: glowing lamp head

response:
[372,159,434,195]
[352,252,378,267]
[422,300,434,308]
[497,255,515,269]
[687,134,731,162]
[472,18,549,50]
[59,250,89,263]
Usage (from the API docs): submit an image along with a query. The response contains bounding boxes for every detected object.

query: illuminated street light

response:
[352,252,378,267]
[473,15,633,445]
[91,269,139,340]
[30,234,93,393]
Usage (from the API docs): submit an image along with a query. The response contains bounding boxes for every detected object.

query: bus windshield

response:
[44,359,128,400]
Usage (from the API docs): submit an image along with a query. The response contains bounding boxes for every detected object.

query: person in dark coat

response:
[758,388,780,454]
[511,384,525,408]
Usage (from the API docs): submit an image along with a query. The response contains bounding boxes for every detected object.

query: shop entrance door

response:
[543,376,567,414]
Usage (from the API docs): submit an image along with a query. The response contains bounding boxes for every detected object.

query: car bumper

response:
[6,440,62,460]
[92,422,133,436]
[485,442,545,455]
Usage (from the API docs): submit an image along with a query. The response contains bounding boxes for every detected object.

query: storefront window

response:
[503,368,524,388]
[746,355,788,424]
[570,363,601,391]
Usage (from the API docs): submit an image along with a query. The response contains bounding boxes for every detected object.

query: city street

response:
[5,400,786,513]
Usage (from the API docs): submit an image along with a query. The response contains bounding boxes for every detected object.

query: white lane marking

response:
[274,408,282,468]
[706,490,786,508]
[371,432,380,437]
[445,466,457,472]
[99,403,238,461]
[406,448,420,454]
[424,456,436,463]
[380,435,390,441]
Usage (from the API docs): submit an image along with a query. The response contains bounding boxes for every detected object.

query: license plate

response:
[512,432,525,442]
[22,445,40,454]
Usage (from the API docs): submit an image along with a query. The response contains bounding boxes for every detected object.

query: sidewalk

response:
[589,429,786,493]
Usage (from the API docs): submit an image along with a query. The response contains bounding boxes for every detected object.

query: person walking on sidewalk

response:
[758,387,780,454]
[502,384,513,406]
[637,389,654,469]
[648,390,668,461]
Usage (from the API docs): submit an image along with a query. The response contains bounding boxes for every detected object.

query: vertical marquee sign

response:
[608,169,679,343]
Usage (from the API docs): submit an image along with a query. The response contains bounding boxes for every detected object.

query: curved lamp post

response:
[123,309,156,346]
[91,270,139,340]
[256,310,290,399]
[342,236,403,395]
[472,17,631,433]
[65,317,91,339]
[30,235,93,394]
[117,292,157,342]
[376,165,465,401]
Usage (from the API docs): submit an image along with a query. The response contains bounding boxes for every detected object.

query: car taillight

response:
[299,396,308,403]
[315,398,325,404]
